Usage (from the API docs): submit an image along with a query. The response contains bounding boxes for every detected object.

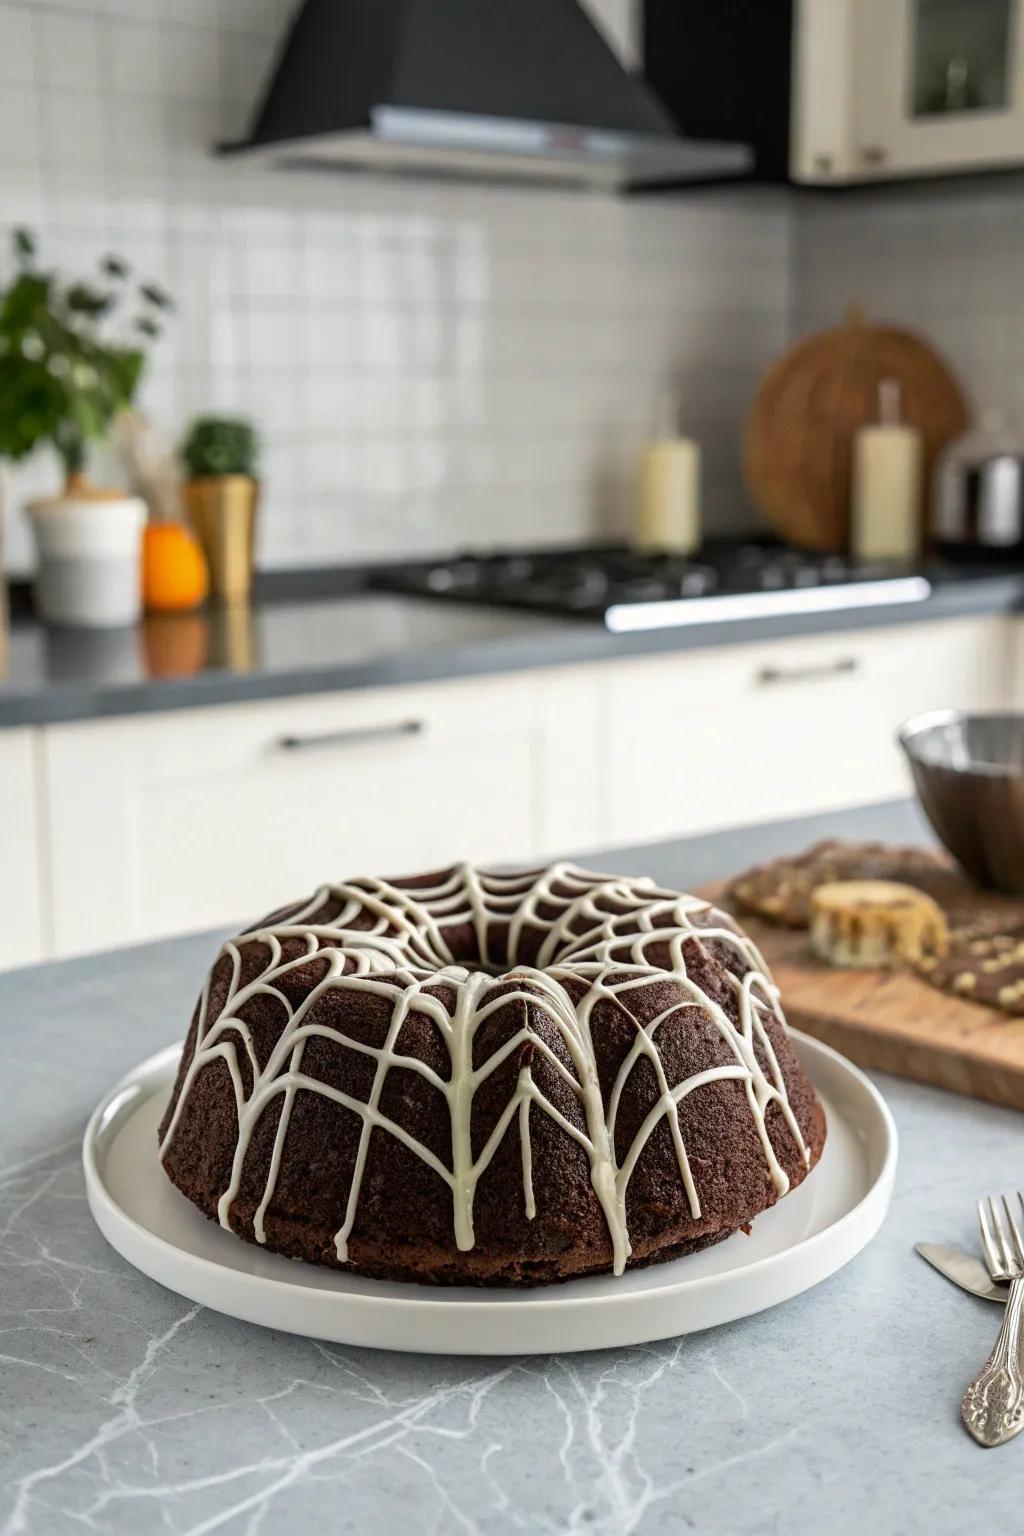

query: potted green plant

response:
[180,415,260,602]
[0,227,172,627]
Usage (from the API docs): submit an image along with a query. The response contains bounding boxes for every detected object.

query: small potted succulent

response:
[180,415,260,602]
[0,228,173,627]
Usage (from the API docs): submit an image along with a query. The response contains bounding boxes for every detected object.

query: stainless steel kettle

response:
[933,411,1024,551]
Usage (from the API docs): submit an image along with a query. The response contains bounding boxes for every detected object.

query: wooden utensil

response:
[743,305,969,553]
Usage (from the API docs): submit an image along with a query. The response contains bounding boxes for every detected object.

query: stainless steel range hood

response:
[220,0,753,190]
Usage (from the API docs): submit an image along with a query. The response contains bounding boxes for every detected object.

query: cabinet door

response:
[42,669,602,959]
[792,0,859,182]
[1006,617,1024,706]
[604,617,1013,846]
[853,0,1024,177]
[0,729,46,969]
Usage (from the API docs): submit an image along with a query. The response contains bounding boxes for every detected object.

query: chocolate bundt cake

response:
[159,863,826,1286]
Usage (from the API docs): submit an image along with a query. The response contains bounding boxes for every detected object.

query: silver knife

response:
[916,1242,1007,1304]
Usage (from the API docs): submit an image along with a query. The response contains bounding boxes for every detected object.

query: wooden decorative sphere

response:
[743,306,969,552]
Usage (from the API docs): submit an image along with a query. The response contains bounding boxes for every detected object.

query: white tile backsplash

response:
[160,23,222,102]
[44,87,105,167]
[792,186,1024,431]
[0,6,35,82]
[0,0,792,575]
[108,17,164,96]
[0,80,39,161]
[37,10,99,90]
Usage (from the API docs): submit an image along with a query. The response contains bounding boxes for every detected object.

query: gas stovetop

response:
[371,542,933,631]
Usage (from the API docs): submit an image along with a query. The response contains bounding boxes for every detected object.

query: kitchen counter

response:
[1,565,1022,729]
[3,798,1021,1536]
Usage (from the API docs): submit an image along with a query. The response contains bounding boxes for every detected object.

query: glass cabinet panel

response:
[911,0,1015,117]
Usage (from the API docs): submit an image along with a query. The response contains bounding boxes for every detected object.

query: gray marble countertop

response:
[4,799,1024,1535]
[2,565,1021,730]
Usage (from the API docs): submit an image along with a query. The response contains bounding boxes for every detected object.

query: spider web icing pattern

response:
[160,863,810,1275]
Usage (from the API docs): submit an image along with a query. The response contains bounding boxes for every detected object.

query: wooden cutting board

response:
[701,883,1024,1111]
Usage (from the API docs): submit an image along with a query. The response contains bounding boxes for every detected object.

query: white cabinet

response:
[1006,620,1024,707]
[794,0,1024,184]
[40,668,602,958]
[4,610,1021,967]
[792,0,860,182]
[602,616,1014,846]
[0,729,46,969]
[854,0,1024,179]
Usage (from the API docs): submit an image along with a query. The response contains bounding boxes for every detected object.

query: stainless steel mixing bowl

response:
[899,710,1024,893]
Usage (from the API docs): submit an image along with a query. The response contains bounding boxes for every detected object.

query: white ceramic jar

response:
[27,492,146,628]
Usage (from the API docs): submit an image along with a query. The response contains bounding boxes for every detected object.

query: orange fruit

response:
[142,522,208,612]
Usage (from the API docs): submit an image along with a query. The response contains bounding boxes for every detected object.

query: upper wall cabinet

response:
[646,0,1024,187]
[795,0,1024,183]
[849,0,1024,180]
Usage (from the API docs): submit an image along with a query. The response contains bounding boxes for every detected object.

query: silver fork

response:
[962,1194,1024,1447]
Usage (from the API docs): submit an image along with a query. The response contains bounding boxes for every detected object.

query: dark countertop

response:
[1,567,1022,730]
[5,798,1023,1535]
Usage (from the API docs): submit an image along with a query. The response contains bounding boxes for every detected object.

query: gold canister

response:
[183,475,258,602]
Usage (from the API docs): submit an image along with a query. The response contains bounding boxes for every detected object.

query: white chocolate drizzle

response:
[160,863,810,1275]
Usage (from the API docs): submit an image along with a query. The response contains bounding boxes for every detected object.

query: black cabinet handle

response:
[276,719,425,752]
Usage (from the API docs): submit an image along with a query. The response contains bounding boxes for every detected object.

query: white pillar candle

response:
[635,437,701,555]
[851,379,922,562]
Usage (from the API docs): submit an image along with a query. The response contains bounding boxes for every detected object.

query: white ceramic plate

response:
[83,1032,896,1356]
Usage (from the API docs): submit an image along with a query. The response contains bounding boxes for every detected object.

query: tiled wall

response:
[0,0,792,574]
[793,184,1024,427]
